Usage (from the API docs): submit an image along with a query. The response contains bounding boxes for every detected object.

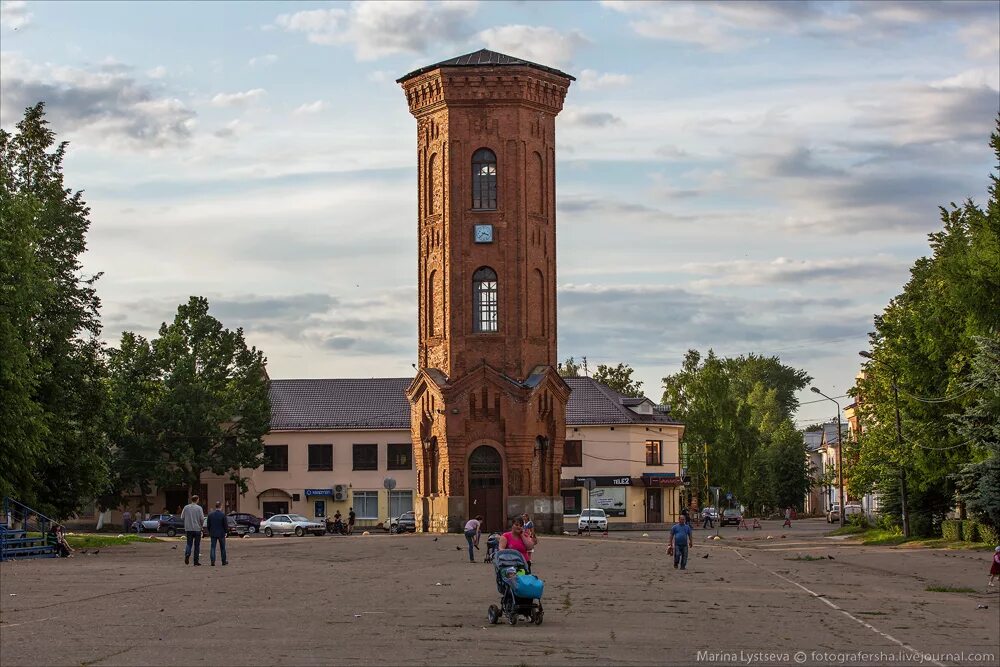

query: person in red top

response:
[989,546,1000,590]
[499,517,536,571]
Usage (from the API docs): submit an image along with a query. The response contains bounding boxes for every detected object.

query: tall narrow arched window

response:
[472,267,498,333]
[472,148,497,210]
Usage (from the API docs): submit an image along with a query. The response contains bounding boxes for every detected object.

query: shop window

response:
[353,491,379,520]
[263,445,288,471]
[645,440,662,466]
[387,443,412,470]
[563,439,582,467]
[308,444,333,471]
[353,444,378,471]
[562,490,582,516]
[389,490,413,518]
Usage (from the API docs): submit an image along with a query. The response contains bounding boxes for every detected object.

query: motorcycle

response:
[325,516,348,535]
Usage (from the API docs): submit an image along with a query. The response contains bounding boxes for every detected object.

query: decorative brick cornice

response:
[401,68,571,118]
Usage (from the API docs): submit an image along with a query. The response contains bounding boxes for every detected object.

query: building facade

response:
[398,50,575,533]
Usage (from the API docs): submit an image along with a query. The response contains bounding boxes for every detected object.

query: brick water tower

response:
[398,50,574,533]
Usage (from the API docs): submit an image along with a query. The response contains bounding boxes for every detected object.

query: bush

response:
[978,523,999,546]
[961,520,980,542]
[848,513,870,528]
[941,519,962,541]
[875,512,899,531]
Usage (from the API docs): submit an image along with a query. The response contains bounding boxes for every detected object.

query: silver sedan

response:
[260,514,326,537]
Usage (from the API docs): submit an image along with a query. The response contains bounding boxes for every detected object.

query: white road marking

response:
[730,547,946,667]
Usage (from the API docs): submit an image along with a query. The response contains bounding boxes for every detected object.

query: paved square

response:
[1,521,997,666]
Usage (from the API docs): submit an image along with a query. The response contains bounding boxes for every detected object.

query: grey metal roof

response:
[564,377,681,426]
[397,48,575,83]
[270,378,413,431]
[269,376,681,431]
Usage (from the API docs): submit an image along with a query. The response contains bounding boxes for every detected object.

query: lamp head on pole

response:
[810,387,821,395]
[858,351,873,360]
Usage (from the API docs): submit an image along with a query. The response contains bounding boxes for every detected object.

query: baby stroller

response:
[487,549,544,626]
[483,533,500,564]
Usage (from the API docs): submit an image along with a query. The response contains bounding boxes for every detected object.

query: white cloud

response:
[248,53,278,67]
[293,100,326,115]
[477,25,588,68]
[275,1,477,60]
[562,108,622,128]
[146,65,168,79]
[959,22,1000,60]
[1,0,31,30]
[0,53,195,149]
[577,69,631,91]
[210,88,266,107]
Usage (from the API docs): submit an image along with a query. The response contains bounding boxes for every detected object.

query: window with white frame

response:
[389,490,413,518]
[353,491,379,520]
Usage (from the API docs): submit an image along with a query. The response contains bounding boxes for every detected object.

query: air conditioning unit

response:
[334,484,347,501]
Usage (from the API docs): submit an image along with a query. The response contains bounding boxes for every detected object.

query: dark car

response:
[227,512,262,534]
[391,511,416,534]
[158,515,205,538]
[720,508,742,526]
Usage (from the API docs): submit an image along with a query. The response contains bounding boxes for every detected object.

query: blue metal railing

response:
[1,497,60,560]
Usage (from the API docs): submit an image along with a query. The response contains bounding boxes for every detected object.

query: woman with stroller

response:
[499,517,536,572]
[463,515,483,563]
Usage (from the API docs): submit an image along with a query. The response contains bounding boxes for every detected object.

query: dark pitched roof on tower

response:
[396,48,575,83]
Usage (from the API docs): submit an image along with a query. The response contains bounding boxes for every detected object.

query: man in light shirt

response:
[181,495,205,566]
[463,515,483,563]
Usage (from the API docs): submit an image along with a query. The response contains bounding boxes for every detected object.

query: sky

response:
[2,0,998,428]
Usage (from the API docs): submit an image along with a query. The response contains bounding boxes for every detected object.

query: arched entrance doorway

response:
[469,445,504,532]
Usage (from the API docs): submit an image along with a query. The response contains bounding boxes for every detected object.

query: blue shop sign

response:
[304,488,333,497]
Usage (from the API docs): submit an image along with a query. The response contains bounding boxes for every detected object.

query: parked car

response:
[577,508,608,534]
[260,514,326,537]
[826,504,864,523]
[158,515,206,538]
[389,511,416,534]
[202,516,249,537]
[135,514,172,532]
[227,512,262,534]
[702,507,719,521]
[720,508,742,526]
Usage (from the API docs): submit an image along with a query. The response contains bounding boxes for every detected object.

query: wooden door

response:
[469,445,504,532]
[645,488,662,524]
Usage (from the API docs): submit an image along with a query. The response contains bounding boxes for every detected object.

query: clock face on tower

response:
[474,224,494,243]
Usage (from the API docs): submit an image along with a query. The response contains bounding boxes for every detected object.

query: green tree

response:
[852,121,999,535]
[109,297,270,496]
[662,349,810,507]
[0,103,109,517]
[593,362,644,397]
[954,335,1000,527]
[558,357,581,377]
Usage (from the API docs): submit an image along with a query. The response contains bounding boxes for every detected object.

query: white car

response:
[826,504,864,523]
[577,508,608,534]
[260,514,326,537]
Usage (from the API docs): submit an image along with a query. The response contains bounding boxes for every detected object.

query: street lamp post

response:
[859,351,910,538]
[810,387,845,527]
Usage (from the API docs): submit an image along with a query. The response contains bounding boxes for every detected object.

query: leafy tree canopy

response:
[593,362,644,398]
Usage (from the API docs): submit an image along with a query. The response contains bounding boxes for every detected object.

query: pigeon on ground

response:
[702,553,709,559]
[828,555,834,560]
[171,545,178,550]
[80,549,88,554]
[93,549,100,555]
[433,537,438,541]
[455,546,461,551]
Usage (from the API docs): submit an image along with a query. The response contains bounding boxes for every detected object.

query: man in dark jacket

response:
[206,501,229,566]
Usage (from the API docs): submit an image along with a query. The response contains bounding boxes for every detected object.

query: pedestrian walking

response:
[347,507,356,535]
[668,514,693,570]
[181,495,205,566]
[702,508,714,530]
[206,501,229,566]
[464,515,483,563]
[988,546,1000,590]
[122,509,132,534]
[782,507,792,528]
[681,506,690,524]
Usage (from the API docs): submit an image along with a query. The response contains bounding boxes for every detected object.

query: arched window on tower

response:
[472,148,497,210]
[472,267,498,333]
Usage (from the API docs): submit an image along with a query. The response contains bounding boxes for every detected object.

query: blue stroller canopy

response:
[493,549,527,572]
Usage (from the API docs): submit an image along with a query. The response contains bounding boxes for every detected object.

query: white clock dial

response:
[474,224,493,243]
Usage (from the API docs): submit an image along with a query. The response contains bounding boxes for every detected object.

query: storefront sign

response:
[304,488,333,497]
[590,486,627,517]
[641,474,683,487]
[574,476,634,487]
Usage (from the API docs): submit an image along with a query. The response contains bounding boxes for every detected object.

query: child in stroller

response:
[483,532,501,563]
[487,549,544,626]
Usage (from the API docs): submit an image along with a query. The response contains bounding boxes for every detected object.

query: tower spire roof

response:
[396,48,575,83]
